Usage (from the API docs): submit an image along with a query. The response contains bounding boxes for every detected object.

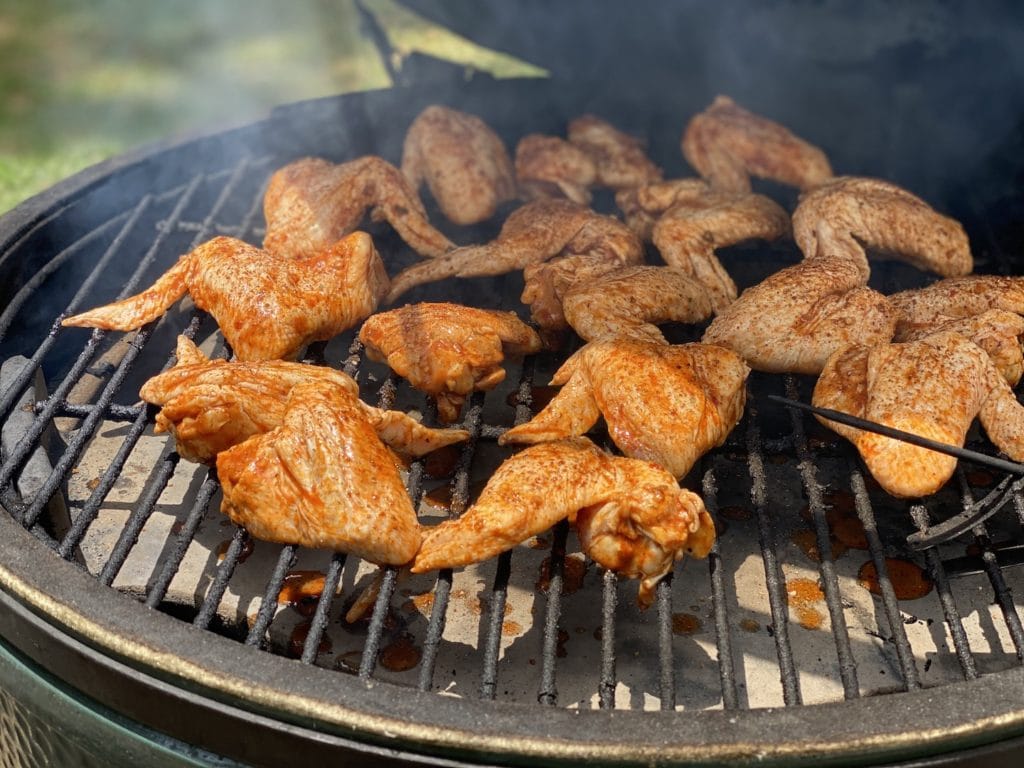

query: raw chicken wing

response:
[561,265,715,344]
[217,381,422,564]
[500,339,749,479]
[793,176,972,279]
[141,336,469,463]
[401,105,516,225]
[568,115,663,189]
[387,199,642,302]
[703,256,899,374]
[358,303,542,423]
[616,178,713,239]
[682,95,833,193]
[897,310,1024,386]
[521,254,635,337]
[888,275,1024,338]
[652,187,790,311]
[263,156,454,259]
[63,232,388,361]
[813,331,1024,497]
[515,133,597,205]
[411,437,714,608]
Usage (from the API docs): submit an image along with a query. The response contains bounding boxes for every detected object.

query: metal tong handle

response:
[768,395,1024,549]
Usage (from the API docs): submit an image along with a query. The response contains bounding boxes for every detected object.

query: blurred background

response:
[0,0,543,214]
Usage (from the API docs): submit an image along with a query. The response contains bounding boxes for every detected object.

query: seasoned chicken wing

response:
[500,339,748,479]
[387,199,642,302]
[567,114,663,189]
[813,331,1024,497]
[898,310,1024,386]
[652,187,791,311]
[681,95,833,193]
[616,178,713,239]
[401,105,516,226]
[263,156,454,259]
[411,437,714,607]
[140,336,469,463]
[358,303,542,423]
[521,253,635,337]
[702,256,899,374]
[888,275,1024,338]
[515,133,597,205]
[62,233,388,361]
[793,176,972,279]
[561,265,715,344]
[217,381,422,564]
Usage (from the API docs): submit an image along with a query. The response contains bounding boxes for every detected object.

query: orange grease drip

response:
[718,505,753,521]
[423,444,461,479]
[379,635,421,672]
[277,571,327,618]
[536,554,588,594]
[671,612,702,635]
[739,618,760,633]
[216,537,254,564]
[858,558,933,600]
[786,577,825,630]
[502,620,523,636]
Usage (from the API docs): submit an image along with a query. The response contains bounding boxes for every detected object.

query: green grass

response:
[0,0,544,214]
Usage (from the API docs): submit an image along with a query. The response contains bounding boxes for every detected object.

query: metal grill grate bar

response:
[702,466,740,710]
[783,377,860,699]
[246,546,300,648]
[480,551,513,701]
[851,469,923,689]
[597,569,618,709]
[537,520,568,706]
[301,553,348,664]
[909,505,978,680]
[144,470,220,608]
[357,566,399,679]
[194,526,250,630]
[656,575,676,710]
[746,401,802,705]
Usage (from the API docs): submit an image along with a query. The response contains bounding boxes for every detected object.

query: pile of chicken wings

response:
[63,97,1023,608]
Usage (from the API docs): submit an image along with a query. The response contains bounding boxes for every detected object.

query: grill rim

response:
[1,80,1023,765]
[2,484,1023,765]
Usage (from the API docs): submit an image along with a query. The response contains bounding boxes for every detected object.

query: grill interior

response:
[0,75,1023,761]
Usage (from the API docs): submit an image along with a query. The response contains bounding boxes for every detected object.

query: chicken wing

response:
[615,178,713,239]
[62,233,388,361]
[386,199,642,302]
[358,303,542,423]
[888,275,1024,338]
[813,331,1024,497]
[401,105,517,226]
[411,437,714,608]
[515,133,597,205]
[140,336,469,463]
[561,265,715,344]
[702,256,899,374]
[651,187,791,311]
[793,176,972,279]
[520,253,634,337]
[500,339,748,479]
[217,381,422,564]
[567,114,663,189]
[898,310,1024,386]
[263,156,455,259]
[681,95,833,193]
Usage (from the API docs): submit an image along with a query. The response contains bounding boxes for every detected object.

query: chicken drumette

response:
[140,336,469,463]
[217,381,423,564]
[401,105,517,226]
[813,330,1024,498]
[515,133,598,205]
[793,176,972,279]
[63,232,388,361]
[263,156,454,259]
[682,95,833,193]
[386,199,642,303]
[561,265,715,344]
[500,339,749,480]
[567,114,663,189]
[358,303,542,423]
[702,256,899,374]
[411,437,715,608]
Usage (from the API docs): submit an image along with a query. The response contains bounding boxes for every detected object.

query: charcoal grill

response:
[2,4,1024,765]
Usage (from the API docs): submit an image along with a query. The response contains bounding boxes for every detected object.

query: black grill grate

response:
[1,115,1022,731]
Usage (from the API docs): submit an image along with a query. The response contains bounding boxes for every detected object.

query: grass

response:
[0,0,544,214]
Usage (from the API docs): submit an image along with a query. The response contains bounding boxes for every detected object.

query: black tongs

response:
[769,395,1024,550]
